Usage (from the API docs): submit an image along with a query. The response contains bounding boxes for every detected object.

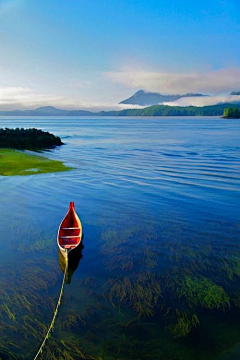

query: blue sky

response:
[0,0,239,109]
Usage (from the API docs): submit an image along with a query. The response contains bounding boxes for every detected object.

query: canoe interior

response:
[58,202,82,250]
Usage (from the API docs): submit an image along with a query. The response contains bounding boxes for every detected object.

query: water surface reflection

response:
[0,117,239,359]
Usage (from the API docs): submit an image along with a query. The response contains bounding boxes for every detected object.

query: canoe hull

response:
[58,244,70,259]
[58,243,84,284]
[58,242,82,259]
[57,202,83,260]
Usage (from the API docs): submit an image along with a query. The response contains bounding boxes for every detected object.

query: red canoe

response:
[57,202,83,257]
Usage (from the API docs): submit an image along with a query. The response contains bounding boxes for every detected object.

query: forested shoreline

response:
[0,103,240,117]
[0,128,63,151]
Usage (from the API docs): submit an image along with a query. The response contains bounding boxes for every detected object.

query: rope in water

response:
[33,263,68,360]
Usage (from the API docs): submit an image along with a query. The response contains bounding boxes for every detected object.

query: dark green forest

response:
[115,103,240,116]
[0,128,63,151]
[223,107,240,118]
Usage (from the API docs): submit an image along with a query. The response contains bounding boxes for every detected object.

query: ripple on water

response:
[0,117,240,360]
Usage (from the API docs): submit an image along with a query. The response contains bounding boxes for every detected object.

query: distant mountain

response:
[34,106,94,116]
[0,103,240,117]
[34,106,68,115]
[119,90,207,106]
[0,106,94,117]
[230,91,240,96]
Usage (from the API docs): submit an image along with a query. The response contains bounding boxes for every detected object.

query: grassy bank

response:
[0,149,72,176]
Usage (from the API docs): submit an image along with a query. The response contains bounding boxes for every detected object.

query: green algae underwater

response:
[0,149,72,176]
[0,212,240,360]
[0,116,240,360]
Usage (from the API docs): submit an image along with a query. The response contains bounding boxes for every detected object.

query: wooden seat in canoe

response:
[62,227,80,230]
[60,235,80,239]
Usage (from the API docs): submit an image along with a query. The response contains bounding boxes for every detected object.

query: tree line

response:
[0,128,63,150]
[223,107,240,118]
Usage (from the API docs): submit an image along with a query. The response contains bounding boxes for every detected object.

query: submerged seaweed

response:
[169,310,199,339]
[177,275,230,310]
[0,207,240,360]
[106,273,162,317]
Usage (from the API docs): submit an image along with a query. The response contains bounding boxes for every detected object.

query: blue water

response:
[0,116,239,360]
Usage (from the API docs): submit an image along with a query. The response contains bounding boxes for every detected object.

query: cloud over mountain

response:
[105,68,240,95]
[163,94,240,107]
[0,86,142,111]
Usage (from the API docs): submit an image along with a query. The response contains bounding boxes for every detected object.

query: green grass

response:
[0,149,73,176]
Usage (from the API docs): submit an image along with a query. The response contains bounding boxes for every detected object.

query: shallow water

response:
[0,116,240,360]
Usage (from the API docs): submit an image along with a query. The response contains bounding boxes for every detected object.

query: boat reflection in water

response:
[58,242,84,284]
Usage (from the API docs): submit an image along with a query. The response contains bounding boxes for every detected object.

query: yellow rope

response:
[33,263,67,360]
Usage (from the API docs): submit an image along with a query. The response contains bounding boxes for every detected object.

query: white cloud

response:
[0,87,73,109]
[118,95,240,108]
[0,80,239,112]
[0,86,31,95]
[0,86,144,111]
[163,95,240,107]
[105,68,240,95]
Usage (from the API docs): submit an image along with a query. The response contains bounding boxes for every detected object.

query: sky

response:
[0,0,240,110]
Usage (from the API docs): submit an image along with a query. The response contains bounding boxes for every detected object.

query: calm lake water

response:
[0,116,240,360]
